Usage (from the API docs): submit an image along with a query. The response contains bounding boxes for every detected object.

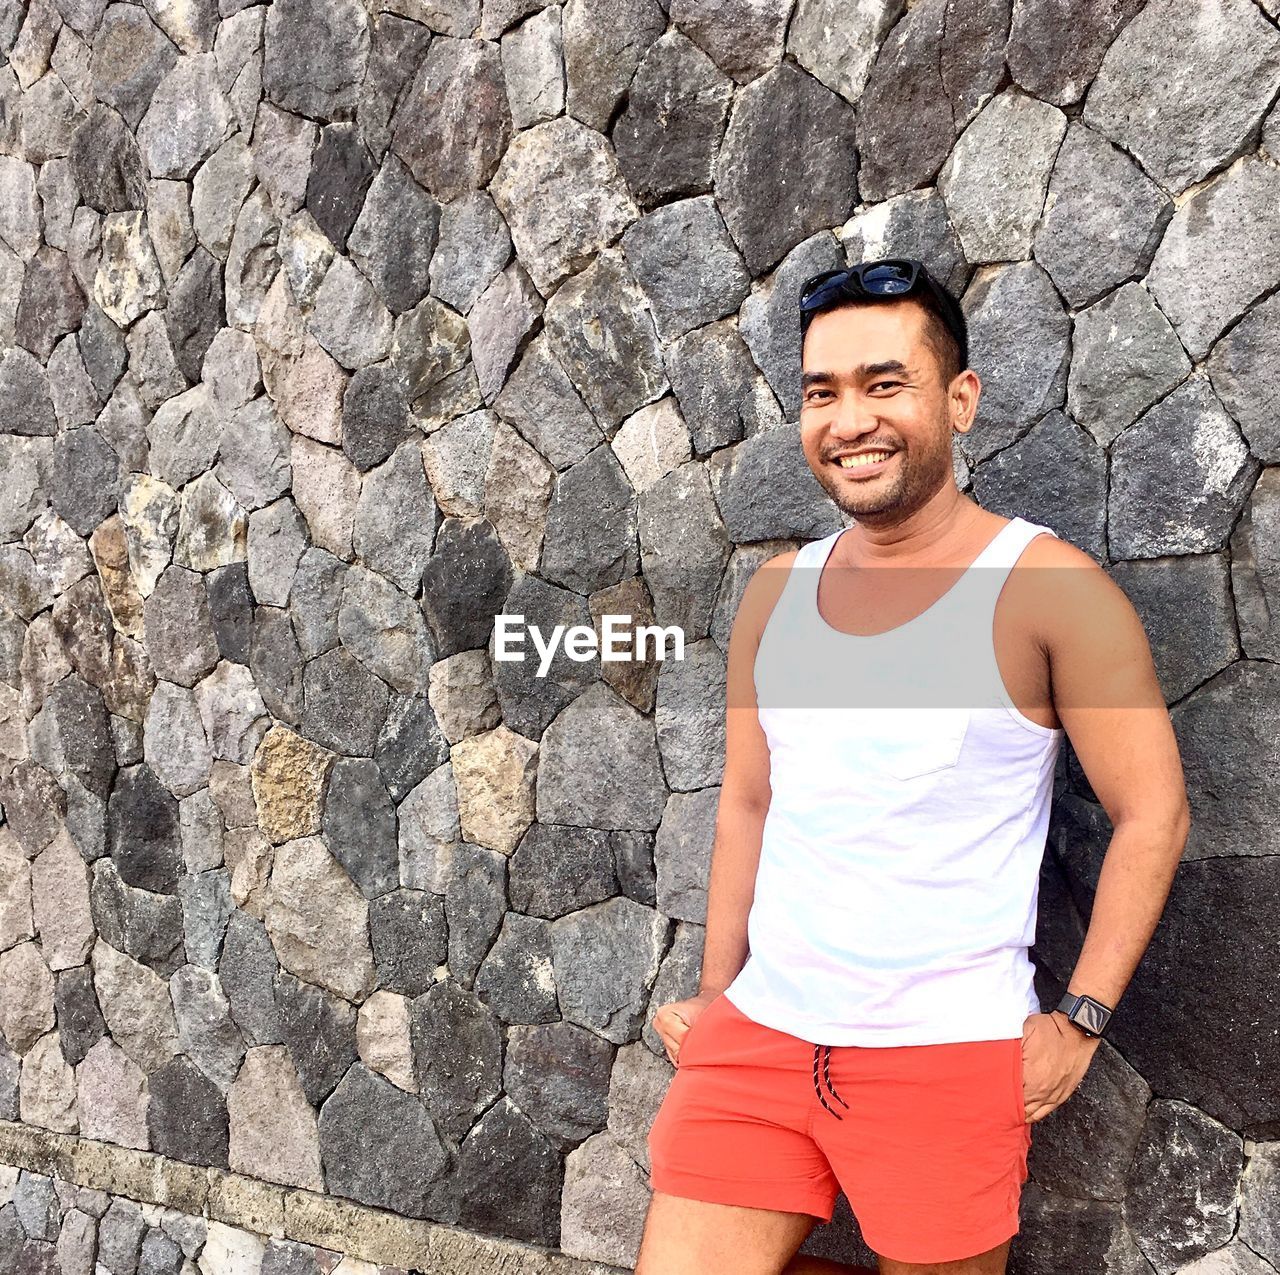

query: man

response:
[636,259,1190,1275]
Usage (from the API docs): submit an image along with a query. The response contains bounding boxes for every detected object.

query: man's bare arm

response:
[1032,538,1192,1022]
[697,553,792,998]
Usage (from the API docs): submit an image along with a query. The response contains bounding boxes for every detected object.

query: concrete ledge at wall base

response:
[0,1120,624,1274]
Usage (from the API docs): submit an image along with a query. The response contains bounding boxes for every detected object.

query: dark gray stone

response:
[1036,123,1171,309]
[474,911,559,1024]
[48,426,120,537]
[453,1097,562,1245]
[428,191,512,316]
[143,567,221,689]
[275,970,358,1106]
[306,123,376,253]
[90,859,186,976]
[342,364,411,474]
[653,637,725,790]
[442,842,507,987]
[716,62,858,276]
[1109,378,1259,559]
[15,247,87,364]
[146,1057,230,1168]
[839,188,970,295]
[420,517,515,659]
[46,672,117,800]
[69,103,148,213]
[0,347,56,437]
[219,909,284,1047]
[178,868,235,970]
[1083,0,1280,194]
[562,0,665,132]
[358,15,433,162]
[369,888,448,996]
[107,764,182,895]
[138,1229,182,1275]
[613,830,657,908]
[410,979,504,1141]
[613,32,732,210]
[97,1198,144,1274]
[539,445,638,596]
[321,757,399,898]
[249,605,304,726]
[392,37,512,204]
[504,1020,613,1147]
[0,760,67,855]
[166,247,225,385]
[261,1239,323,1275]
[319,1063,449,1216]
[90,6,178,129]
[1008,0,1143,106]
[79,303,128,402]
[971,412,1108,564]
[263,0,369,119]
[347,154,439,314]
[373,693,450,803]
[301,645,391,755]
[669,0,790,82]
[509,824,618,920]
[54,965,107,1067]
[1207,290,1280,464]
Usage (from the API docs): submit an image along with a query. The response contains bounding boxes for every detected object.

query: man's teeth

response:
[838,451,892,468]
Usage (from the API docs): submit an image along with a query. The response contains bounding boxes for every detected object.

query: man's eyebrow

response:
[801,361,911,388]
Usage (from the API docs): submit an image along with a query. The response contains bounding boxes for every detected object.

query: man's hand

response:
[1020,1010,1102,1123]
[653,991,721,1067]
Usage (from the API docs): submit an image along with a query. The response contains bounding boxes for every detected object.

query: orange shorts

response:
[647,992,1032,1265]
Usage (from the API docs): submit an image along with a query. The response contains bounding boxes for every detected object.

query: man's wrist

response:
[1052,1008,1105,1045]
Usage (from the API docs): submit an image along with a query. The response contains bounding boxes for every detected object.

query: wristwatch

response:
[1055,991,1113,1039]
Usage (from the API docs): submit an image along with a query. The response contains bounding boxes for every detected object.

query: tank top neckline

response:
[812,515,1027,643]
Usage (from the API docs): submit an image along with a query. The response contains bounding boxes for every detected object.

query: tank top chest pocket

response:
[875,706,972,781]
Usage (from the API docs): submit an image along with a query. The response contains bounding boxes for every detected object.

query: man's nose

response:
[829,393,880,437]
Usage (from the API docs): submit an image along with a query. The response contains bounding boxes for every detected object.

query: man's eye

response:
[871,381,903,391]
[805,389,834,402]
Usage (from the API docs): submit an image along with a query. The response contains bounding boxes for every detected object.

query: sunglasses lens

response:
[801,271,850,308]
[860,263,916,295]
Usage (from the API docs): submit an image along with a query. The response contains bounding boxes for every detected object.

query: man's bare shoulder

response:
[731,547,801,645]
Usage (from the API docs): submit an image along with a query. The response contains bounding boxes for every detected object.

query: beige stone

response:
[290,434,360,559]
[119,474,179,599]
[450,725,539,855]
[77,1037,149,1150]
[484,418,555,572]
[262,837,376,1003]
[91,938,180,1073]
[356,991,416,1093]
[249,725,336,844]
[20,1030,78,1133]
[0,939,55,1052]
[0,826,34,951]
[227,1046,323,1191]
[206,1169,286,1238]
[426,650,500,745]
[30,826,94,970]
[611,398,692,493]
[223,827,274,921]
[197,1218,266,1275]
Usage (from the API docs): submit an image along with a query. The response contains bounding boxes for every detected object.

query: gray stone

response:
[669,0,790,82]
[146,386,223,491]
[263,0,369,118]
[504,1020,612,1146]
[428,191,512,315]
[1067,282,1191,447]
[178,868,234,969]
[353,441,438,594]
[500,6,563,130]
[409,980,503,1141]
[98,1197,145,1274]
[613,32,732,211]
[322,757,399,900]
[560,1129,651,1266]
[347,156,438,316]
[474,908,559,1023]
[1231,468,1280,664]
[654,637,724,790]
[1110,378,1259,559]
[420,517,515,658]
[89,6,178,130]
[839,188,970,295]
[1036,122,1171,309]
[318,1063,448,1217]
[165,247,224,383]
[137,53,231,180]
[1147,158,1280,362]
[1124,1099,1243,1269]
[55,966,106,1071]
[716,62,858,276]
[358,13,433,159]
[960,261,1070,464]
[216,397,293,513]
[125,313,186,412]
[491,117,637,297]
[48,333,102,429]
[0,436,51,542]
[788,0,904,104]
[143,566,220,688]
[288,548,345,661]
[439,842,504,986]
[90,858,185,976]
[468,261,543,403]
[301,645,391,755]
[138,1229,182,1275]
[938,88,1067,265]
[452,1097,562,1245]
[972,411,1108,564]
[219,910,284,1047]
[562,0,665,132]
[492,336,601,472]
[224,187,282,330]
[247,498,308,608]
[551,895,669,1043]
[738,230,845,421]
[170,964,246,1092]
[374,693,450,803]
[510,824,618,921]
[392,37,512,204]
[337,563,434,696]
[390,295,471,403]
[1083,0,1280,194]
[0,347,56,436]
[268,970,356,1106]
[0,156,42,260]
[308,254,393,371]
[369,888,447,996]
[44,672,116,800]
[249,605,304,725]
[106,764,182,894]
[15,246,88,363]
[94,209,165,327]
[12,1171,61,1241]
[538,444,637,596]
[146,1055,229,1167]
[1008,0,1142,106]
[305,123,375,252]
[654,786,718,923]
[1208,291,1280,465]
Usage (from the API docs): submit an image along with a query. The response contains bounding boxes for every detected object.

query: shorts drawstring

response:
[812,1043,850,1119]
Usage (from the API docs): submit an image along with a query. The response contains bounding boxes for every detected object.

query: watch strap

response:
[1056,991,1112,1038]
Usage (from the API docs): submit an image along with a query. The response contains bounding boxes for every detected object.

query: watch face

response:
[1074,997,1110,1036]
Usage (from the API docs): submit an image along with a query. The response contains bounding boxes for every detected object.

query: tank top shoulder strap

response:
[975,516,1060,573]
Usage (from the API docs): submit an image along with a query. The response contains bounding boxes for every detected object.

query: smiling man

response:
[636,259,1191,1275]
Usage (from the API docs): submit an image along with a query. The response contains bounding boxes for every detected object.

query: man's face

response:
[799,299,960,522]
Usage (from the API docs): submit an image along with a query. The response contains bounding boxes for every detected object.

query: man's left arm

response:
[1021,537,1192,1122]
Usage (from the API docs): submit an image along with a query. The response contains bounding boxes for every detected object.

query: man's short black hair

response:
[799,267,968,386]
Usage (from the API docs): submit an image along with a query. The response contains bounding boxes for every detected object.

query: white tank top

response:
[722,516,1065,1046]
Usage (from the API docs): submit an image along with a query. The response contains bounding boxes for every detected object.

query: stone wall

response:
[0,0,1278,1272]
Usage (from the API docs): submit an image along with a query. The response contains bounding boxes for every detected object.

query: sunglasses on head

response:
[798,258,969,369]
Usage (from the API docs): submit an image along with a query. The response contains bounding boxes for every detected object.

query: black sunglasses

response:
[798,258,969,369]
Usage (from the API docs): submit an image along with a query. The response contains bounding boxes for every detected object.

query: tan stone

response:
[0,825,34,950]
[223,827,274,921]
[227,1046,323,1191]
[249,725,336,844]
[450,725,539,855]
[91,938,180,1073]
[90,515,145,640]
[31,826,94,970]
[77,1038,149,1150]
[356,991,416,1093]
[206,1169,286,1238]
[426,650,500,745]
[0,939,55,1052]
[198,1219,266,1274]
[261,837,376,1003]
[290,434,360,559]
[483,419,555,573]
[101,633,156,723]
[20,1030,78,1133]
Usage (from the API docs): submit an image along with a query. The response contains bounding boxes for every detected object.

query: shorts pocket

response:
[879,707,972,781]
[675,994,723,1068]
